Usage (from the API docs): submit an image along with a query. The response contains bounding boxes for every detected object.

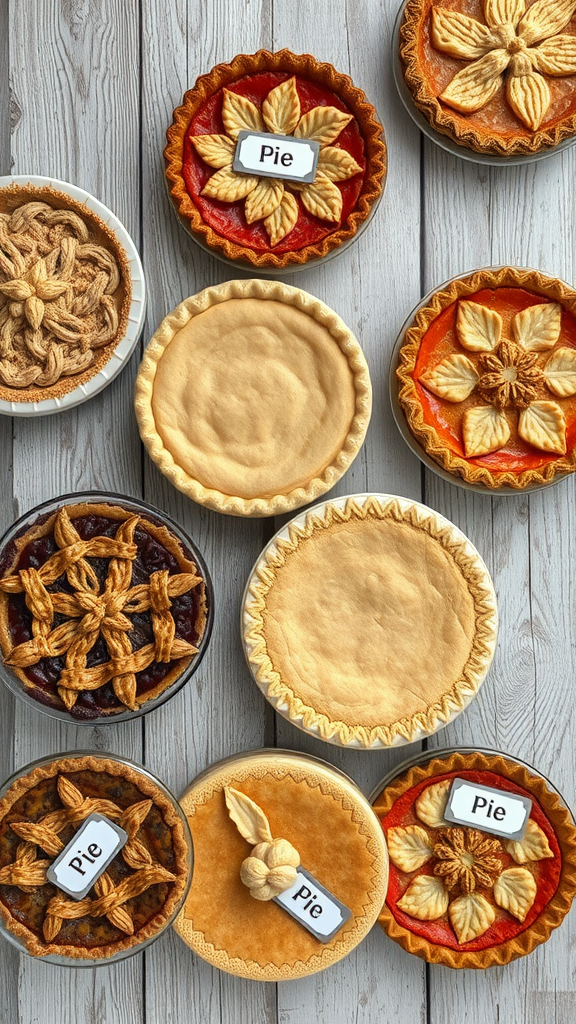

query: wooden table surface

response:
[1,1,575,1022]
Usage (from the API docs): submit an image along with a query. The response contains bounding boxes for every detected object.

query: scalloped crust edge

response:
[399,0,576,157]
[134,279,372,517]
[0,754,190,959]
[372,750,576,969]
[243,495,498,747]
[173,755,388,980]
[396,266,576,490]
[164,48,386,268]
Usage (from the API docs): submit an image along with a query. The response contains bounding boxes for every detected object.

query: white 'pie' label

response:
[232,130,320,183]
[444,779,531,841]
[273,867,351,942]
[46,813,128,900]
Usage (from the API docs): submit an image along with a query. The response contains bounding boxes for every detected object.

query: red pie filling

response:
[380,769,562,952]
[0,511,207,720]
[183,71,366,253]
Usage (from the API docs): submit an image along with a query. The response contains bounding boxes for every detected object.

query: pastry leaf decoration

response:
[457,300,502,352]
[193,78,362,246]
[493,866,537,921]
[512,302,562,351]
[224,787,273,845]
[415,778,452,827]
[224,788,300,902]
[463,405,511,457]
[421,354,479,402]
[518,400,567,453]
[504,819,554,863]
[448,892,496,943]
[397,875,449,920]
[387,825,433,872]
[431,0,576,130]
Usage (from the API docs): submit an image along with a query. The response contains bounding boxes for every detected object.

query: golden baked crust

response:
[173,751,388,980]
[134,279,372,517]
[164,49,386,268]
[400,0,576,157]
[0,754,190,959]
[372,751,576,968]
[0,183,132,402]
[243,495,498,747]
[396,266,576,490]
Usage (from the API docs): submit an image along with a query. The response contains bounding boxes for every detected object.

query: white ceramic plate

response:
[0,174,146,416]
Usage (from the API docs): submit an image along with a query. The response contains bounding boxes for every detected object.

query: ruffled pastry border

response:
[134,279,372,517]
[396,266,576,490]
[399,0,576,157]
[372,750,576,969]
[173,754,388,980]
[242,495,498,747]
[164,49,386,268]
[0,754,190,959]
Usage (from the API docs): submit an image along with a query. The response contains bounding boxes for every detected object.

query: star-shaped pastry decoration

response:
[192,77,362,245]
[431,0,576,130]
[0,507,202,711]
[0,774,176,942]
[420,298,576,457]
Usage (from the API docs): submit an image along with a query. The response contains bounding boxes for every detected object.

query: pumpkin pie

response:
[372,749,576,967]
[173,749,388,979]
[400,0,576,157]
[165,49,386,269]
[0,752,191,961]
[134,279,372,517]
[242,494,498,748]
[396,266,576,489]
[0,183,132,402]
[0,494,211,721]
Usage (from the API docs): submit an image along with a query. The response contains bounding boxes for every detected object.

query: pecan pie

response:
[0,183,132,402]
[0,753,190,960]
[396,267,576,489]
[165,50,386,269]
[242,494,498,747]
[372,750,576,968]
[173,749,388,980]
[0,495,210,720]
[400,0,576,156]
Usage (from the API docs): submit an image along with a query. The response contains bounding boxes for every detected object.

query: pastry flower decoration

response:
[191,77,362,246]
[420,298,576,457]
[431,0,576,131]
[387,778,554,944]
[224,787,300,901]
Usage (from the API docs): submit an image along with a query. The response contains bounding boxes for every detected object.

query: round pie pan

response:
[370,745,576,968]
[0,750,193,966]
[0,174,146,417]
[241,492,498,749]
[0,491,214,724]
[173,747,388,980]
[392,2,576,167]
[390,267,576,495]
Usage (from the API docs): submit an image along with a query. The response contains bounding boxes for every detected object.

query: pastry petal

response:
[506,69,551,130]
[387,825,433,872]
[457,300,502,352]
[485,0,525,28]
[543,346,576,397]
[440,51,510,113]
[505,819,554,863]
[421,354,479,402]
[518,0,576,48]
[415,779,452,828]
[191,134,235,169]
[224,787,273,845]
[531,35,576,75]
[463,405,511,457]
[0,279,33,300]
[512,302,562,351]
[201,166,259,202]
[518,400,566,453]
[244,178,284,224]
[493,866,537,921]
[221,89,264,139]
[299,172,342,221]
[262,77,301,134]
[317,146,362,181]
[449,893,495,943]
[397,875,449,921]
[294,106,352,146]
[431,8,501,60]
[263,190,299,246]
